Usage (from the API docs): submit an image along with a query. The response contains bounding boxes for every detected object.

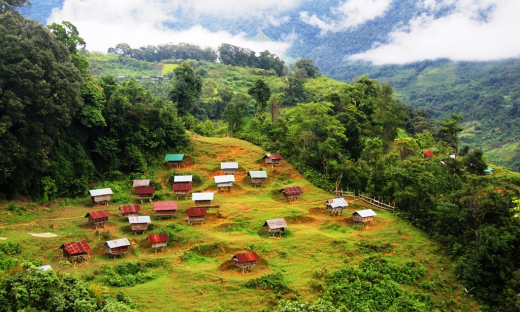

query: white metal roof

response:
[132,180,150,187]
[128,216,151,224]
[105,238,131,248]
[192,193,214,201]
[329,198,348,208]
[214,175,235,184]
[353,209,377,218]
[221,162,238,169]
[174,175,192,183]
[249,171,268,178]
[89,188,113,197]
[38,265,53,271]
[217,182,233,187]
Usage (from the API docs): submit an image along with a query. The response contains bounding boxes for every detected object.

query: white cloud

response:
[351,0,520,64]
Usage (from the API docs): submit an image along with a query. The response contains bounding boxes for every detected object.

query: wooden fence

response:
[335,189,396,213]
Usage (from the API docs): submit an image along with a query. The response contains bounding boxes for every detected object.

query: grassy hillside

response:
[0,136,477,311]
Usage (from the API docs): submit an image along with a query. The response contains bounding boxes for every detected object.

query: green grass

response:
[162,64,178,75]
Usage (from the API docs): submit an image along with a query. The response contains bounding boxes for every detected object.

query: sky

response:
[47,0,520,65]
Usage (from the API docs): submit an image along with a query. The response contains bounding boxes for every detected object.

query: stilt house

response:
[132,179,150,188]
[153,201,178,219]
[84,210,110,229]
[214,175,235,192]
[128,216,151,234]
[249,171,268,187]
[164,154,184,168]
[263,218,287,236]
[104,238,130,258]
[147,233,169,253]
[173,183,192,199]
[281,186,303,202]
[263,153,283,167]
[324,198,349,215]
[89,188,113,206]
[135,186,155,203]
[60,241,91,262]
[119,205,141,218]
[232,252,259,272]
[174,175,192,184]
[192,193,214,207]
[186,208,207,225]
[352,209,377,223]
[221,162,239,175]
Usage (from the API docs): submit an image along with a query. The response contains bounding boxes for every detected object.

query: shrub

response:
[1,241,21,255]
[244,272,290,294]
[111,193,130,204]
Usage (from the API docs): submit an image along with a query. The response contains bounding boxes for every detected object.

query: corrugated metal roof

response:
[153,201,178,211]
[352,209,377,218]
[282,186,303,196]
[128,216,151,224]
[249,171,268,178]
[174,175,192,183]
[217,182,233,187]
[119,205,141,214]
[105,238,130,248]
[192,193,214,201]
[325,198,348,208]
[221,162,238,169]
[133,180,150,187]
[89,188,113,197]
[84,210,110,219]
[147,233,170,244]
[135,186,156,195]
[38,265,53,271]
[186,208,207,217]
[422,150,434,157]
[173,184,192,191]
[264,153,283,160]
[233,252,259,263]
[61,241,91,255]
[214,175,235,183]
[164,154,184,162]
[263,218,287,229]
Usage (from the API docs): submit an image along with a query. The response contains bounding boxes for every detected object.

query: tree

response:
[223,93,248,136]
[247,79,271,122]
[47,21,86,54]
[269,93,285,122]
[169,62,202,116]
[462,148,487,175]
[393,137,418,161]
[438,113,464,157]
[0,0,30,13]
[295,59,320,78]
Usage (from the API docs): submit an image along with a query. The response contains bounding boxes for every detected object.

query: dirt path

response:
[0,216,83,229]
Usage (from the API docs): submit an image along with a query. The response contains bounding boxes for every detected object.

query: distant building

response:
[133,180,150,188]
[352,209,377,224]
[153,201,178,219]
[164,154,184,168]
[119,205,141,218]
[104,238,130,258]
[148,233,169,253]
[324,198,348,215]
[128,216,151,234]
[232,252,259,272]
[221,162,239,175]
[135,186,155,203]
[192,193,214,207]
[214,175,235,192]
[263,153,283,167]
[281,186,303,202]
[263,218,287,236]
[186,208,207,225]
[84,210,110,229]
[422,150,434,157]
[249,171,268,187]
[173,183,192,200]
[89,188,113,206]
[60,241,91,262]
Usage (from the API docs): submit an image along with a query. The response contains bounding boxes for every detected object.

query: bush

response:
[1,241,21,255]
[111,193,130,204]
[244,272,290,294]
[8,202,21,215]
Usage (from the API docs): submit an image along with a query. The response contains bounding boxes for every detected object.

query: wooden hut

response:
[60,241,91,262]
[232,252,259,272]
[263,218,287,237]
[281,186,303,202]
[352,209,377,224]
[104,238,130,258]
[186,208,207,225]
[214,175,235,192]
[324,198,349,215]
[164,154,184,168]
[132,179,150,188]
[84,210,110,229]
[89,188,113,206]
[174,175,192,184]
[422,150,434,157]
[135,186,155,203]
[221,162,238,175]
[249,171,268,187]
[263,153,283,167]
[119,205,141,218]
[153,201,178,219]
[192,193,214,207]
[147,233,169,253]
[128,216,151,234]
[172,183,192,200]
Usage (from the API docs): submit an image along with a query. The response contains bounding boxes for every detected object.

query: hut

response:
[263,153,283,167]
[352,209,377,224]
[281,186,303,202]
[135,186,155,203]
[153,201,178,219]
[84,210,110,229]
[221,162,239,175]
[249,171,268,187]
[104,238,130,258]
[60,241,91,262]
[192,193,214,207]
[89,188,113,206]
[186,208,207,225]
[174,175,192,184]
[263,218,287,237]
[173,183,192,200]
[214,175,235,192]
[128,216,151,234]
[232,252,259,272]
[485,167,495,175]
[147,233,170,253]
[37,265,53,271]
[422,150,434,157]
[119,205,141,218]
[324,198,349,215]
[164,154,184,168]
[132,179,150,188]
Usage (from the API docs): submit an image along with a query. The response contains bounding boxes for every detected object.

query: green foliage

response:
[170,62,202,116]
[244,272,290,294]
[274,299,339,312]
[102,262,156,287]
[180,251,208,263]
[1,241,21,255]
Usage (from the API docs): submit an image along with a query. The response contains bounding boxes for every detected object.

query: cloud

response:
[350,0,520,64]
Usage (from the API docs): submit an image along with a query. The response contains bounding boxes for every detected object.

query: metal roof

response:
[221,162,238,169]
[84,210,110,219]
[217,182,233,187]
[352,209,377,218]
[233,252,259,263]
[61,241,91,255]
[89,188,113,197]
[174,175,192,183]
[263,218,287,229]
[105,238,130,248]
[164,154,184,162]
[422,150,434,157]
[153,201,178,211]
[282,186,303,196]
[148,233,170,244]
[173,184,192,191]
[135,186,156,195]
[192,193,214,201]
[214,175,235,184]
[38,265,53,271]
[128,216,151,224]
[249,171,268,178]
[325,198,348,208]
[119,205,141,214]
[264,153,283,160]
[186,208,207,217]
[132,179,150,187]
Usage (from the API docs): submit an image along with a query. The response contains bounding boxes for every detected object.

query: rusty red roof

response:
[84,210,110,219]
[282,186,303,196]
[186,208,207,217]
[119,205,141,214]
[233,252,259,263]
[265,153,283,160]
[135,186,156,195]
[147,233,170,244]
[173,184,192,191]
[153,201,178,211]
[61,241,91,255]
[422,150,434,157]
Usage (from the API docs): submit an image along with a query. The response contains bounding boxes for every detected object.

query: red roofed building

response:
[84,210,109,229]
[422,150,434,157]
[263,153,283,167]
[172,183,192,200]
[119,205,141,218]
[232,252,259,272]
[135,186,155,203]
[153,201,178,219]
[186,208,207,225]
[147,233,170,253]
[60,241,91,262]
[281,186,303,202]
